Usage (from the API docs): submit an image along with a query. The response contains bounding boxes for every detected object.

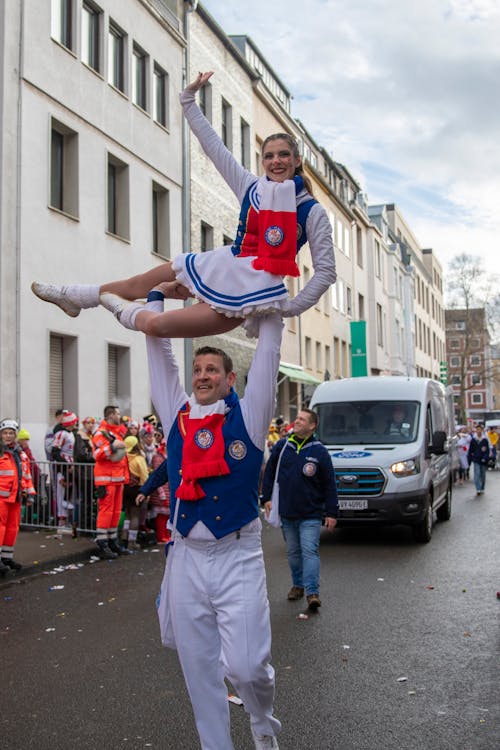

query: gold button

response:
[213,495,219,501]
[181,513,186,519]
[215,515,221,521]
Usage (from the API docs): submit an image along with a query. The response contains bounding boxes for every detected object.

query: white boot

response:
[31,282,99,317]
[251,730,279,749]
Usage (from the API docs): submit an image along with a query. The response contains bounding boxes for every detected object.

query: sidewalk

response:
[0,528,97,587]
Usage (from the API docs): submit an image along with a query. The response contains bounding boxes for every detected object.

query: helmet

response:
[17,429,31,440]
[0,418,19,432]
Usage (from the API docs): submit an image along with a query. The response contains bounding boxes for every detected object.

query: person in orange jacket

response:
[0,419,35,573]
[92,405,130,560]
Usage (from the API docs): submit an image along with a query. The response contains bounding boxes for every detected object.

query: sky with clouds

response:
[199,0,500,279]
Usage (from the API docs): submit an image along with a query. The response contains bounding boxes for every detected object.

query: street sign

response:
[439,361,448,385]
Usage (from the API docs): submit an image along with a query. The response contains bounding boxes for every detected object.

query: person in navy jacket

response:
[262,409,338,610]
[467,423,490,495]
[146,283,283,750]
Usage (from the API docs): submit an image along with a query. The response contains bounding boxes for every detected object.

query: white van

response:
[309,377,455,542]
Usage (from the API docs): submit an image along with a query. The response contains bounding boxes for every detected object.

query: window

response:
[152,183,170,258]
[108,21,126,93]
[346,286,352,317]
[81,1,101,72]
[201,222,213,252]
[50,119,79,217]
[107,153,129,239]
[471,393,483,405]
[240,118,251,169]
[336,219,343,252]
[325,345,331,377]
[451,375,461,385]
[132,43,148,111]
[456,320,466,330]
[449,339,460,349]
[223,234,234,247]
[356,226,363,268]
[153,63,168,127]
[49,333,77,419]
[51,0,74,50]
[470,355,481,367]
[375,239,381,278]
[471,373,481,386]
[358,293,365,320]
[470,337,480,349]
[221,99,232,149]
[450,355,460,367]
[376,303,384,347]
[199,83,212,123]
[344,226,350,258]
[305,337,312,368]
[107,344,131,414]
[315,341,321,371]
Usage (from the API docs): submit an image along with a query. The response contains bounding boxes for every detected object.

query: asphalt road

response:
[1,474,499,750]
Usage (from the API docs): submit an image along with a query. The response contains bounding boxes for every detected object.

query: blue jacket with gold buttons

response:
[166,390,264,539]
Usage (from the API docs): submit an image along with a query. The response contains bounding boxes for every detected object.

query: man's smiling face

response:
[192,354,236,406]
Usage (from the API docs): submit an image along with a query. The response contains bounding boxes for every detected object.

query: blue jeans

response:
[281,518,322,596]
[473,462,486,492]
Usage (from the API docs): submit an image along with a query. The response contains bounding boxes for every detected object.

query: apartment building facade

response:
[445,307,494,423]
[0,0,186,456]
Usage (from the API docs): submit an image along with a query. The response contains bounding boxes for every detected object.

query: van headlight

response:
[390,458,420,477]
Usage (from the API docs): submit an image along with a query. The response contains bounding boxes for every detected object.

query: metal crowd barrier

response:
[22,460,97,535]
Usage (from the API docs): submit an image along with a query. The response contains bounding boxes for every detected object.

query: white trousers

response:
[169,522,281,750]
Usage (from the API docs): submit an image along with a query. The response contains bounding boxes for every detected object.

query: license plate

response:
[339,499,368,510]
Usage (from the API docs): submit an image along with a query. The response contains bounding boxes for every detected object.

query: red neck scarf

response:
[252,176,301,278]
[176,404,230,500]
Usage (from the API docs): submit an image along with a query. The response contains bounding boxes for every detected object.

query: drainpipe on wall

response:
[15,1,25,420]
[181,2,197,392]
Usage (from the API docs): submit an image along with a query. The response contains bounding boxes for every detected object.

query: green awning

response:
[278,363,321,386]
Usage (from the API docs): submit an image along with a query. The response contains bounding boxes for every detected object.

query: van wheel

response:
[413,495,433,543]
[436,482,452,522]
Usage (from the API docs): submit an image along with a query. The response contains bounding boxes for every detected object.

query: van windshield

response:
[315,400,420,445]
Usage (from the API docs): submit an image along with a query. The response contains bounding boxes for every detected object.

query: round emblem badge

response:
[296,223,303,241]
[228,440,247,460]
[194,428,214,450]
[303,462,317,477]
[264,225,284,247]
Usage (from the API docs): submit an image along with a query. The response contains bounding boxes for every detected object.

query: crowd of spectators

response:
[14,409,170,549]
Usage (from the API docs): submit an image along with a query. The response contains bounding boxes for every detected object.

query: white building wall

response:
[1,0,185,457]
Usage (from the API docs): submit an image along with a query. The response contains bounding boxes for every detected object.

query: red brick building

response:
[445,308,493,424]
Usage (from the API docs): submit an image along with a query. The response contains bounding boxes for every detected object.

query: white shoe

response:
[100,292,143,319]
[251,731,279,749]
[31,282,81,317]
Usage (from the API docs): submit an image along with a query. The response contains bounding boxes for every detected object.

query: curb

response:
[0,543,97,590]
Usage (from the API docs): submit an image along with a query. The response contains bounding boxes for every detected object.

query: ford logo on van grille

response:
[332,451,373,459]
[333,468,386,496]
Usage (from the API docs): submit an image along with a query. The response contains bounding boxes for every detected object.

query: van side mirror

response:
[431,430,447,455]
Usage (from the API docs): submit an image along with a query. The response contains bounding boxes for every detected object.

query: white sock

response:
[65,284,100,308]
[119,303,143,330]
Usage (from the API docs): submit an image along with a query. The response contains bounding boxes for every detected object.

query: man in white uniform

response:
[146,284,282,750]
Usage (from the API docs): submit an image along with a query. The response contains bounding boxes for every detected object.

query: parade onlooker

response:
[468,424,490,495]
[262,409,338,610]
[122,436,149,551]
[52,411,78,528]
[73,417,96,530]
[135,453,171,544]
[140,423,168,541]
[92,406,129,559]
[124,420,140,439]
[456,429,471,484]
[17,429,40,495]
[487,426,498,468]
[44,408,67,460]
[0,419,35,572]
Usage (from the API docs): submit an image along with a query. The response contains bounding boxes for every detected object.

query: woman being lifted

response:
[32,71,336,338]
